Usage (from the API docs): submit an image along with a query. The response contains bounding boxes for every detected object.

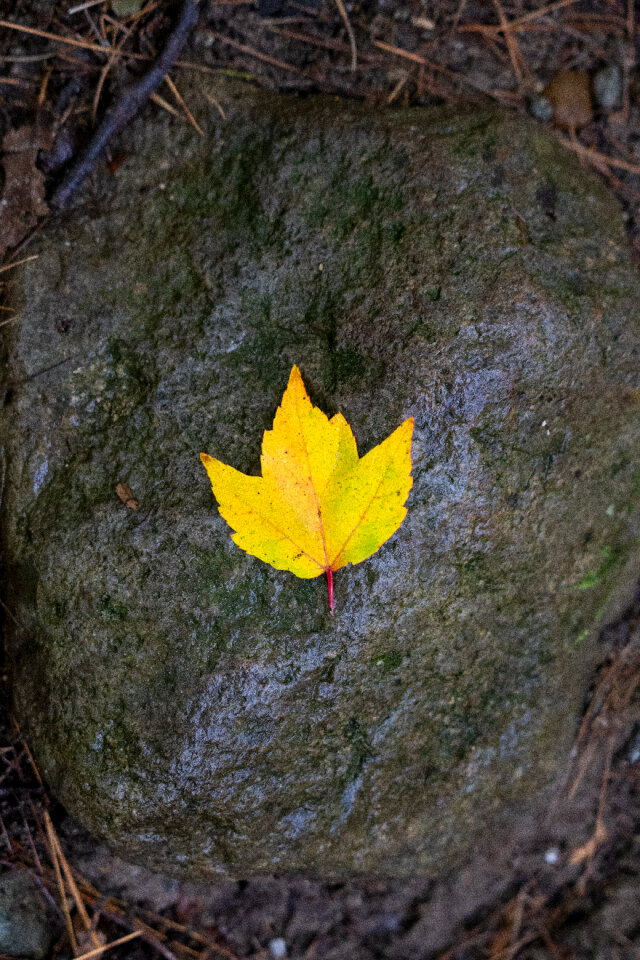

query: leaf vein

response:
[223,487,324,570]
[294,384,330,572]
[329,454,401,569]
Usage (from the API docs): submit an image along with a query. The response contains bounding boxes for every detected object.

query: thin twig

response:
[206,30,307,75]
[92,45,121,122]
[44,811,78,955]
[50,828,102,949]
[150,90,181,117]
[74,931,142,960]
[0,813,12,854]
[0,19,216,74]
[0,51,58,62]
[459,0,580,34]
[164,73,204,135]
[101,910,183,960]
[0,255,39,274]
[560,137,640,175]
[0,599,19,626]
[51,0,201,209]
[20,803,42,872]
[262,24,379,63]
[9,720,43,787]
[68,0,107,14]
[372,38,490,98]
[0,74,35,87]
[37,65,53,106]
[333,0,357,71]
[202,89,227,120]
[627,0,635,40]
[492,0,524,84]
[387,72,410,104]
[0,18,126,54]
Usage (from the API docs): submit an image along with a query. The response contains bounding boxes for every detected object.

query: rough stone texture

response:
[2,80,639,880]
[0,869,59,958]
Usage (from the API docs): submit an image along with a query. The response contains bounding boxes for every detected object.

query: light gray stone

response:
[593,64,622,110]
[0,869,58,959]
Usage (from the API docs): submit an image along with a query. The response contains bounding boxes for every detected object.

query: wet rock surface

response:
[2,80,639,880]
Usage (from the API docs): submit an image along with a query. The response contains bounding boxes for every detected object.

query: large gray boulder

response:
[2,81,639,879]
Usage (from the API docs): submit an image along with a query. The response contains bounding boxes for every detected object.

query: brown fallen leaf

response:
[0,121,53,260]
[543,70,593,130]
[116,482,138,510]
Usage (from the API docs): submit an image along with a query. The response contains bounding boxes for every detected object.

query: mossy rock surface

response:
[2,81,639,880]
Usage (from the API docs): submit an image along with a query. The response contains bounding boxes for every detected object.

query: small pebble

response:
[411,15,435,30]
[593,64,622,111]
[628,730,640,765]
[269,938,288,959]
[0,869,59,959]
[529,96,553,123]
[543,70,593,129]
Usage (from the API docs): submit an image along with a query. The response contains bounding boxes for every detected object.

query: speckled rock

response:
[0,869,59,958]
[2,80,639,880]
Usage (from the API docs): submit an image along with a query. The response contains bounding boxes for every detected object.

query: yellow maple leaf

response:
[200,365,413,613]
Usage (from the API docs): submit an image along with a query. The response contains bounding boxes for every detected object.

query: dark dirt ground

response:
[1,2,640,958]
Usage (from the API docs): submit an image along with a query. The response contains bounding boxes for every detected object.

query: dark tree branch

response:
[51,0,201,210]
